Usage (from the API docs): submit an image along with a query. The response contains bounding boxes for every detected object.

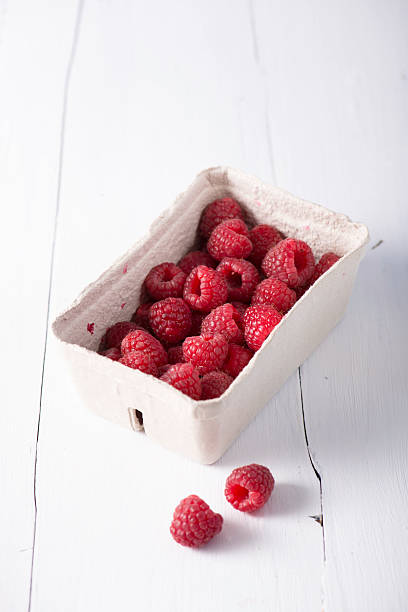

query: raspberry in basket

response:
[178,250,216,275]
[100,347,121,361]
[148,297,192,345]
[248,224,283,267]
[309,252,340,284]
[160,363,201,400]
[183,332,228,375]
[223,343,253,378]
[207,218,252,261]
[167,344,185,364]
[244,304,283,351]
[199,197,244,238]
[145,262,186,300]
[118,351,159,376]
[170,494,223,547]
[201,371,233,400]
[216,257,260,302]
[121,329,168,367]
[131,302,153,329]
[262,238,315,289]
[225,464,275,512]
[183,265,228,312]
[251,278,297,314]
[201,303,244,345]
[103,321,141,350]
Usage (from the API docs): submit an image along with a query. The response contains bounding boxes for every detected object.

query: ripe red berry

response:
[167,344,185,364]
[199,198,244,238]
[170,495,223,547]
[251,278,297,314]
[131,302,153,329]
[216,257,260,303]
[248,224,283,267]
[118,351,159,376]
[100,347,121,361]
[309,252,340,284]
[201,303,244,344]
[183,265,228,312]
[148,297,192,345]
[207,218,252,261]
[145,262,186,300]
[230,301,248,318]
[225,464,275,512]
[244,304,283,351]
[201,371,233,400]
[183,333,228,375]
[160,363,201,400]
[262,238,315,288]
[103,321,141,350]
[223,343,253,378]
[178,250,216,275]
[121,329,168,366]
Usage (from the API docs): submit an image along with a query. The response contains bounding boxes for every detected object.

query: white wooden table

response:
[1,1,407,610]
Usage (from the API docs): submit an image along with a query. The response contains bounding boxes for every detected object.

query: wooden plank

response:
[0,1,79,610]
[30,1,323,610]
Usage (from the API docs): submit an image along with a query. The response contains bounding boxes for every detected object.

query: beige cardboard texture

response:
[52,167,369,463]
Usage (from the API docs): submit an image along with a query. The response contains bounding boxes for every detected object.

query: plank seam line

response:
[27,1,85,609]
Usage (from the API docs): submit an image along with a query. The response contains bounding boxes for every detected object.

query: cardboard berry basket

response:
[52,167,369,464]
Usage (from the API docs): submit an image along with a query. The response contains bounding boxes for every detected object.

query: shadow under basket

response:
[52,166,369,464]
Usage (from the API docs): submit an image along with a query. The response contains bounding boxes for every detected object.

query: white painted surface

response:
[1,1,407,611]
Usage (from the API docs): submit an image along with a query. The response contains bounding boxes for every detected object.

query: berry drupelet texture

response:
[225,464,275,512]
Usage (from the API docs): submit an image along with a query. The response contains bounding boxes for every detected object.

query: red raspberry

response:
[216,257,260,303]
[131,302,153,329]
[183,333,228,375]
[199,197,244,238]
[207,218,252,261]
[178,250,216,275]
[160,363,201,400]
[118,351,159,376]
[244,304,283,351]
[170,495,223,547]
[201,303,244,344]
[309,252,340,284]
[145,262,186,300]
[295,284,310,299]
[262,238,315,288]
[223,343,253,378]
[190,311,206,335]
[167,345,185,364]
[158,363,172,376]
[103,321,140,349]
[225,464,275,513]
[148,298,192,345]
[230,301,248,318]
[121,329,168,366]
[251,278,297,314]
[201,371,233,400]
[248,224,283,267]
[183,265,228,312]
[100,347,121,361]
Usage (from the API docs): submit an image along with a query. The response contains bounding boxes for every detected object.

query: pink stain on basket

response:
[123,264,128,274]
[304,225,310,231]
[87,322,95,335]
[121,302,126,309]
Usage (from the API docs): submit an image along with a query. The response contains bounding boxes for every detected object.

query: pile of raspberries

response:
[98,197,339,400]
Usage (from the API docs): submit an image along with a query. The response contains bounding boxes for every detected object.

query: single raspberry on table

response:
[207,218,252,261]
[170,495,223,547]
[102,321,141,350]
[199,197,245,238]
[183,333,228,375]
[201,303,244,345]
[100,347,121,361]
[225,464,275,513]
[145,262,186,300]
[190,311,206,335]
[148,297,192,345]
[230,301,248,318]
[160,363,201,400]
[216,257,260,303]
[249,224,283,267]
[178,250,216,275]
[118,351,159,376]
[223,343,253,378]
[201,371,233,400]
[244,304,283,351]
[183,265,228,312]
[121,329,168,366]
[251,278,297,314]
[131,302,153,329]
[262,238,315,288]
[309,252,340,284]
[167,344,185,364]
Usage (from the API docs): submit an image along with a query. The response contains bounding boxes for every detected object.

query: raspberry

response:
[262,238,315,288]
[170,495,223,547]
[158,363,172,376]
[183,333,228,375]
[251,278,297,314]
[160,363,201,400]
[244,304,283,351]
[309,252,340,284]
[183,265,228,312]
[145,262,186,300]
[121,329,168,366]
[201,303,244,344]
[201,371,233,400]
[118,351,159,376]
[131,302,153,329]
[178,250,216,275]
[100,347,121,361]
[249,224,283,267]
[295,284,310,299]
[230,301,248,318]
[199,197,244,238]
[103,321,140,350]
[207,218,252,261]
[225,464,275,513]
[148,298,192,345]
[190,311,206,335]
[167,345,185,364]
[216,257,260,303]
[223,343,253,378]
